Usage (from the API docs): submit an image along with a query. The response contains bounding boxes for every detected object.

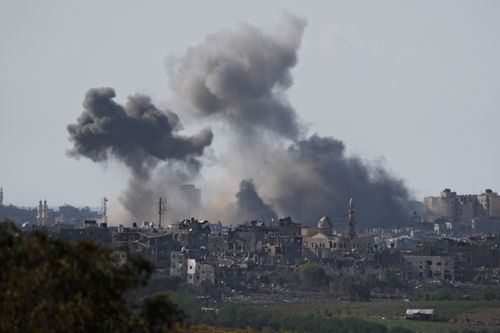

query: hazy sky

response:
[1,0,499,207]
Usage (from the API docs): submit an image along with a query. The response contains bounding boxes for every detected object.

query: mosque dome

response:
[317,216,333,230]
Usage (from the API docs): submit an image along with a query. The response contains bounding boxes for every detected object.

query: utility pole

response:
[347,198,357,240]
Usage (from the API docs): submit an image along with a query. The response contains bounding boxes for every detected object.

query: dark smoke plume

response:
[169,14,306,139]
[236,179,277,222]
[67,87,213,222]
[169,14,413,227]
[68,15,414,227]
[270,135,411,227]
[67,87,213,177]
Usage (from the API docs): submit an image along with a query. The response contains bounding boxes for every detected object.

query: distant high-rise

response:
[0,187,3,206]
[347,198,357,240]
[424,188,500,224]
[180,184,201,213]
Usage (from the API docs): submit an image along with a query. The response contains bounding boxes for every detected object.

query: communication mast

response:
[101,197,108,225]
[347,198,357,240]
[158,197,167,228]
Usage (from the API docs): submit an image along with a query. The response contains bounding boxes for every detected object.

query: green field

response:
[376,319,499,333]
[266,300,500,333]
[268,300,500,319]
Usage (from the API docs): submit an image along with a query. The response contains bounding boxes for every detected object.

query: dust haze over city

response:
[2,2,500,333]
[65,13,410,228]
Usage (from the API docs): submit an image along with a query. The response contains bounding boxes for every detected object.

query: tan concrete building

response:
[187,259,215,285]
[478,189,500,218]
[424,188,500,225]
[170,251,188,279]
[403,255,454,281]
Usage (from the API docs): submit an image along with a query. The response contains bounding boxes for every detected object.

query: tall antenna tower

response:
[101,197,108,224]
[42,200,48,226]
[347,198,357,240]
[158,197,167,228]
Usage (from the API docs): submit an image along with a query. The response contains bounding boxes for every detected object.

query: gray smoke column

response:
[169,14,306,139]
[67,87,213,178]
[118,163,202,223]
[169,14,413,227]
[236,179,277,222]
[67,15,414,227]
[270,135,411,227]
[68,87,213,222]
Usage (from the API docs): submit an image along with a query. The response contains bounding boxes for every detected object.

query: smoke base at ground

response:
[68,14,414,228]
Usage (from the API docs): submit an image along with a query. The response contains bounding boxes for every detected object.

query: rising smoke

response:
[169,13,305,140]
[67,87,213,221]
[271,135,411,227]
[68,14,413,227]
[67,87,213,177]
[168,14,412,227]
[235,179,277,222]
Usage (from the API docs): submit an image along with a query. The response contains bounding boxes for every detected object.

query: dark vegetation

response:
[176,301,391,333]
[0,221,184,333]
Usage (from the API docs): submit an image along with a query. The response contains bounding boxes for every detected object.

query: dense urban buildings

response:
[424,188,500,234]
[2,188,500,302]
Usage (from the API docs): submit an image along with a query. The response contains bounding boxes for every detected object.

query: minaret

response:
[42,200,48,226]
[0,187,3,206]
[37,200,43,226]
[347,198,357,240]
[43,200,49,225]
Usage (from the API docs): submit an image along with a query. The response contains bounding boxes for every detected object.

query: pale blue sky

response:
[1,0,499,207]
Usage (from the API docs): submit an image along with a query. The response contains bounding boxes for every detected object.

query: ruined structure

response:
[424,189,500,234]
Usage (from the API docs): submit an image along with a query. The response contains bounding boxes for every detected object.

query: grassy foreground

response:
[376,319,499,333]
[268,300,500,320]
[263,300,500,333]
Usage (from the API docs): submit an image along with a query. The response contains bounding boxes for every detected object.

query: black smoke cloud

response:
[67,87,213,178]
[236,179,277,222]
[169,14,413,227]
[68,87,213,222]
[68,15,413,227]
[169,14,305,140]
[270,135,411,227]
